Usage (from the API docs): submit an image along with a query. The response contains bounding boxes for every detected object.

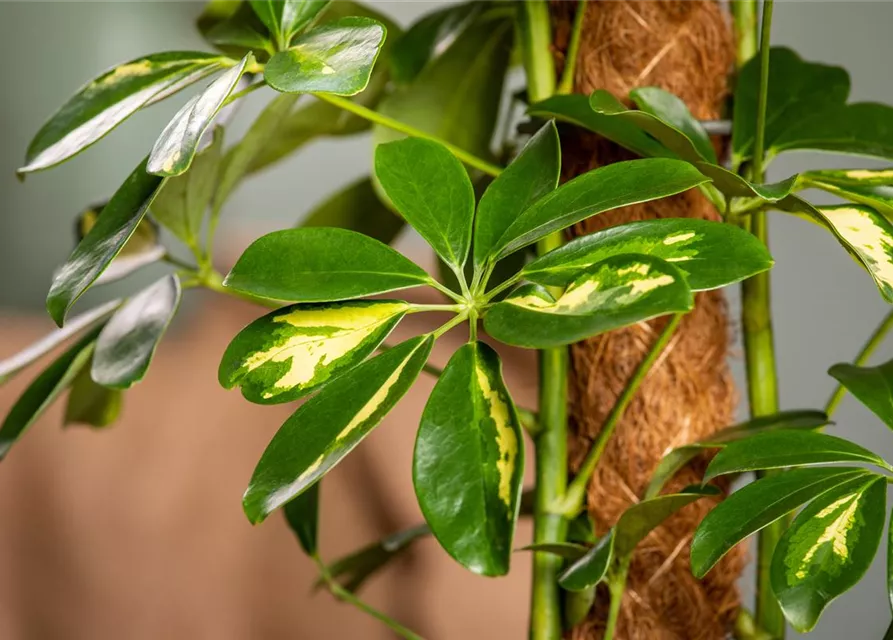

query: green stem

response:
[603,559,632,640]
[561,313,684,515]
[731,1,759,67]
[825,309,893,416]
[518,1,557,103]
[557,1,586,95]
[313,93,503,178]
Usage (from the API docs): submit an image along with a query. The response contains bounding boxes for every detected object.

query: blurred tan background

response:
[2,2,893,638]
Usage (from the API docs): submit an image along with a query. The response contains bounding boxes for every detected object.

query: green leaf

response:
[519,543,589,560]
[243,335,433,523]
[473,122,561,269]
[558,533,614,592]
[528,94,672,160]
[523,218,773,292]
[147,54,252,177]
[691,467,873,578]
[772,475,886,632]
[283,481,320,556]
[225,227,430,302]
[693,162,800,203]
[801,171,893,220]
[20,52,226,174]
[828,358,893,431]
[264,17,386,96]
[250,0,330,48]
[489,158,709,260]
[64,364,123,428]
[774,103,893,162]
[151,127,224,247]
[202,1,273,58]
[732,47,850,165]
[484,255,693,349]
[220,299,407,404]
[413,342,525,577]
[300,177,404,245]
[704,430,890,482]
[0,328,101,460]
[646,409,830,499]
[375,137,475,270]
[614,489,714,559]
[802,167,893,188]
[589,89,715,164]
[888,504,893,614]
[46,158,165,327]
[92,275,182,389]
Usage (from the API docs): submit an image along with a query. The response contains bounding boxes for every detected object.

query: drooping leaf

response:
[704,430,891,482]
[801,171,893,219]
[250,0,330,48]
[829,357,893,431]
[46,158,165,327]
[0,328,101,460]
[414,342,525,577]
[473,122,561,269]
[771,476,886,632]
[774,103,893,162]
[803,167,893,188]
[614,489,714,559]
[220,299,407,404]
[224,227,431,302]
[691,467,873,578]
[523,218,773,292]
[559,533,614,592]
[488,158,709,261]
[20,52,226,174]
[375,137,475,271]
[693,162,800,204]
[519,543,589,560]
[264,17,386,96]
[92,275,181,389]
[147,54,251,177]
[630,87,717,164]
[484,255,693,349]
[300,177,404,245]
[243,335,433,523]
[64,364,123,428]
[284,481,320,556]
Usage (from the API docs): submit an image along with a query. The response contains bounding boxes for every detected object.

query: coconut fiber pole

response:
[550,2,745,639]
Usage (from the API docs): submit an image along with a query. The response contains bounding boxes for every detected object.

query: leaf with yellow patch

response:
[220,299,408,404]
[413,342,524,576]
[243,335,433,524]
[801,171,893,219]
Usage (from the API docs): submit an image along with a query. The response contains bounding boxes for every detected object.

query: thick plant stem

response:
[731,0,759,67]
[825,309,893,416]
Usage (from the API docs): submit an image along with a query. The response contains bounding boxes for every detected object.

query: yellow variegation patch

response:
[475,365,518,508]
[788,493,861,581]
[843,169,893,182]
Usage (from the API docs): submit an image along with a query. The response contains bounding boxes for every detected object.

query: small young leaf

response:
[46,158,166,327]
[473,122,560,269]
[559,533,614,592]
[489,159,709,260]
[64,364,123,428]
[771,476,886,632]
[243,335,433,523]
[250,0,330,48]
[414,342,525,577]
[264,17,386,96]
[284,481,320,557]
[484,255,693,349]
[92,275,181,389]
[523,218,773,292]
[300,177,404,245]
[691,467,872,578]
[20,52,226,174]
[203,1,273,57]
[224,227,431,302]
[375,137,475,270]
[829,358,893,431]
[219,300,407,404]
[704,430,890,482]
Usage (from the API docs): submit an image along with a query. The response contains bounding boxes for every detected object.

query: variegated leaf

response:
[802,171,893,219]
[804,168,893,188]
[219,300,408,404]
[484,254,693,349]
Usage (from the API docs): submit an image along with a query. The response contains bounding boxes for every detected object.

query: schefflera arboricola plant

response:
[218,122,773,576]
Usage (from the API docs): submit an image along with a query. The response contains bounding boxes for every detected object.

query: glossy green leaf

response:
[646,409,830,499]
[524,218,773,292]
[225,227,431,302]
[244,335,433,523]
[375,137,475,270]
[559,532,614,592]
[801,172,893,220]
[220,299,407,404]
[0,328,101,460]
[92,275,181,389]
[528,94,672,160]
[473,122,560,269]
[20,52,226,174]
[774,103,893,162]
[704,430,890,482]
[803,168,893,188]
[614,489,714,559]
[829,357,893,431]
[64,364,123,428]
[519,543,589,560]
[46,158,165,327]
[485,255,693,349]
[264,17,386,96]
[300,177,403,245]
[489,158,709,260]
[693,162,800,203]
[772,475,886,632]
[151,128,224,247]
[147,54,251,177]
[630,87,717,164]
[284,481,320,556]
[691,467,873,578]
[414,342,525,577]
[202,1,273,57]
[250,0,330,48]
